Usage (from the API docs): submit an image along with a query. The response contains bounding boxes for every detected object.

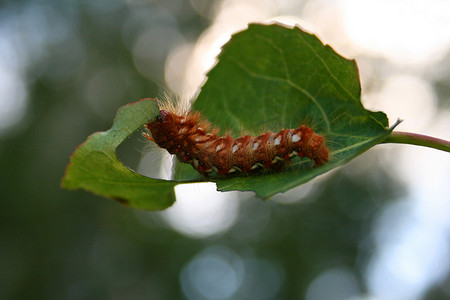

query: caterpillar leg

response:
[143,132,154,142]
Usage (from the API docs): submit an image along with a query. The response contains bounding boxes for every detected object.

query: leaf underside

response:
[62,23,391,210]
[62,98,177,210]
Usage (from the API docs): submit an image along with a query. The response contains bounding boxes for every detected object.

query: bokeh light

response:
[162,183,240,238]
[1,0,449,299]
[305,267,360,300]
[340,0,450,65]
[180,246,244,300]
[180,246,284,300]
[0,67,27,135]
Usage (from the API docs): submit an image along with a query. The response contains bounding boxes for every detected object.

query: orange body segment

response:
[145,110,329,176]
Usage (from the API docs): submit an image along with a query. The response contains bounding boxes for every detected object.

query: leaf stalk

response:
[382,131,450,152]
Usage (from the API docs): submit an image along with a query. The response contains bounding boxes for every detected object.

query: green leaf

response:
[61,98,177,210]
[175,23,393,198]
[63,23,395,209]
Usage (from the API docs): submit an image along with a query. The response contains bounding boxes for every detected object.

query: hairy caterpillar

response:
[143,101,329,177]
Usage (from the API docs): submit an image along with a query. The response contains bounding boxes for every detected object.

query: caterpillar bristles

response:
[144,99,329,177]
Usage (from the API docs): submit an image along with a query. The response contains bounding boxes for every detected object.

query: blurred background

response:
[1,0,449,299]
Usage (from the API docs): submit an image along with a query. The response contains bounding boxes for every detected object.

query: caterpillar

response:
[143,102,329,177]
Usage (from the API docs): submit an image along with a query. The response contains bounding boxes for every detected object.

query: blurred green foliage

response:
[0,1,448,299]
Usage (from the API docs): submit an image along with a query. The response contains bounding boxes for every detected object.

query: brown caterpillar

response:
[144,104,329,177]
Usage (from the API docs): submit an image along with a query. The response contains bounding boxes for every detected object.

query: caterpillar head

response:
[154,110,170,123]
[145,110,180,150]
[148,110,173,132]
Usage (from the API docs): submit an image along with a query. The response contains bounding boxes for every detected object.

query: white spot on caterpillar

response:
[274,136,281,146]
[292,134,301,143]
[215,144,223,152]
[195,137,201,142]
[228,167,236,173]
[251,163,264,170]
[289,151,298,158]
[272,156,283,164]
[232,145,239,153]
[253,143,259,150]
